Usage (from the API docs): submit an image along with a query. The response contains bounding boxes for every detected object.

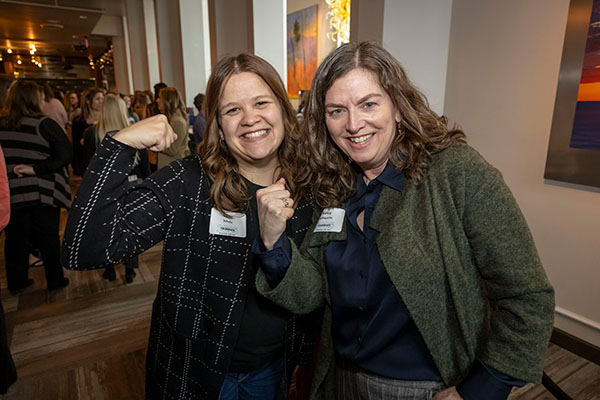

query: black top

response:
[229,178,290,373]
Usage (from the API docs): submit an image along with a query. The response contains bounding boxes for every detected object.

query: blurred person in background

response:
[189,92,206,153]
[133,91,151,120]
[64,91,81,122]
[120,93,140,124]
[0,80,71,293]
[41,83,68,133]
[0,144,18,394]
[71,87,103,175]
[63,91,81,141]
[0,83,18,392]
[145,82,166,118]
[157,87,190,168]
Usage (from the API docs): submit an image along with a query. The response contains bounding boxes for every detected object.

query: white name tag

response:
[209,208,247,238]
[313,208,345,233]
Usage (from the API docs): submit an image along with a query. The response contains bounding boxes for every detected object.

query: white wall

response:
[179,0,211,107]
[214,0,253,60]
[444,0,600,346]
[155,0,185,97]
[253,0,286,84]
[382,0,452,115]
[142,0,160,89]
[125,0,150,91]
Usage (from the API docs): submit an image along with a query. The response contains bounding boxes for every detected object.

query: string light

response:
[7,48,13,54]
[89,44,113,70]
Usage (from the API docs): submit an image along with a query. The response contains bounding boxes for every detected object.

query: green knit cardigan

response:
[257,143,555,400]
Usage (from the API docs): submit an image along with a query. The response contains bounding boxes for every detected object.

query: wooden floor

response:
[0,179,599,399]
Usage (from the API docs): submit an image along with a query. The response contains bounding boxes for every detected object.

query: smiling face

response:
[218,71,285,176]
[325,68,400,181]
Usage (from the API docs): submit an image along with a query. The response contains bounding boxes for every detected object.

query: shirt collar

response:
[357,161,405,193]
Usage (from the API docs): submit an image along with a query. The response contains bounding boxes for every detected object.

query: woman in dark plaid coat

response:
[62,54,320,400]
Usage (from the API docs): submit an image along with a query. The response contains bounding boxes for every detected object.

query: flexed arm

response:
[61,115,180,270]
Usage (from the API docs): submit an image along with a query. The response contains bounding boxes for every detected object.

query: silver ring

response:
[283,199,289,208]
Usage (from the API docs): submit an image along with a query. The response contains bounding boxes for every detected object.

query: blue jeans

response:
[219,357,284,400]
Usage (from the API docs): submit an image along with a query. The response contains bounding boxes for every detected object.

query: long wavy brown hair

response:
[81,87,104,122]
[296,41,466,208]
[158,87,187,123]
[0,80,45,130]
[199,53,303,214]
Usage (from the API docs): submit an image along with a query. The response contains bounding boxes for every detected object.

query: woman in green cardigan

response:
[254,42,555,400]
[156,87,190,168]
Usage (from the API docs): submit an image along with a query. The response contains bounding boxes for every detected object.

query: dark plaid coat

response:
[62,136,319,399]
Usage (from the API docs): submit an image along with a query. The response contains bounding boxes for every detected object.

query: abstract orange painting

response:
[287,5,318,98]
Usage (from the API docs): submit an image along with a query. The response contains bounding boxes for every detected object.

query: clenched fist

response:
[113,114,177,152]
[256,178,294,250]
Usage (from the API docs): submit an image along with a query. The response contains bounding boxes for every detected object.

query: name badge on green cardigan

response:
[209,208,247,238]
[314,208,345,233]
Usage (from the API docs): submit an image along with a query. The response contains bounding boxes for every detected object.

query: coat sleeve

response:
[61,135,178,270]
[460,147,554,382]
[33,118,73,175]
[256,213,326,315]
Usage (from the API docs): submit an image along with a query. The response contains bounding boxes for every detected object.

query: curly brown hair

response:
[296,41,466,208]
[198,53,303,214]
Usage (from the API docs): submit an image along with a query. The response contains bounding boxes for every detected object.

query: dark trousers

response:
[3,205,66,290]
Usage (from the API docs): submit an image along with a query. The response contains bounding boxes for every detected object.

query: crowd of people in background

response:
[0,77,207,290]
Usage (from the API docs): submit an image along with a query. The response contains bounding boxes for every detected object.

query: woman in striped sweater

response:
[0,80,71,293]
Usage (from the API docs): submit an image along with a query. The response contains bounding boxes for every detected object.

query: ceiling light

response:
[7,48,12,54]
[80,15,88,19]
[17,59,22,64]
[40,23,64,29]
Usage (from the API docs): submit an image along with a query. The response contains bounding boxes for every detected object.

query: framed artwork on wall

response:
[545,0,600,189]
[287,5,318,98]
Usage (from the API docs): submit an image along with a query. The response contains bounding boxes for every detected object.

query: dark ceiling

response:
[0,0,125,76]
